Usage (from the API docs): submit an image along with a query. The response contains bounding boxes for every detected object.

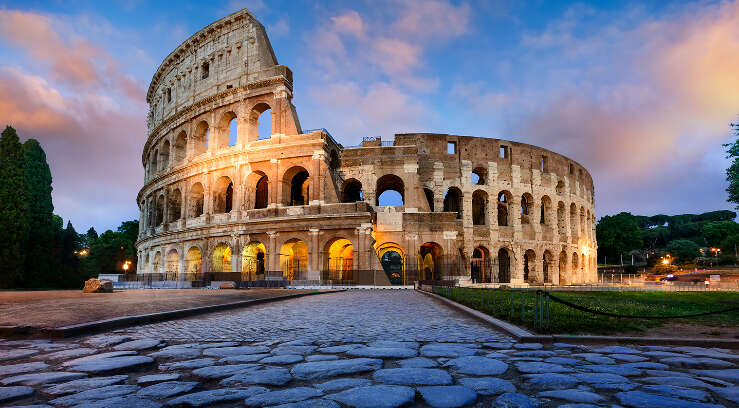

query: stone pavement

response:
[0,290,736,407]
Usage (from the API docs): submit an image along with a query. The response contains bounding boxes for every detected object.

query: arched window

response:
[242,241,266,280]
[419,242,443,281]
[543,250,553,283]
[556,181,565,195]
[185,247,202,275]
[497,192,510,226]
[283,167,310,206]
[498,248,510,283]
[193,121,208,155]
[174,131,187,163]
[524,249,536,282]
[168,189,182,222]
[211,244,232,273]
[540,195,551,225]
[189,183,204,217]
[280,239,308,280]
[220,111,238,147]
[155,194,164,225]
[342,179,363,203]
[324,238,354,280]
[471,247,490,283]
[149,150,158,178]
[376,174,405,206]
[559,251,568,284]
[255,175,269,209]
[159,141,170,171]
[166,249,178,279]
[213,176,234,213]
[471,167,486,185]
[423,188,434,211]
[443,187,462,219]
[570,203,578,236]
[557,202,566,234]
[520,194,533,224]
[249,103,272,141]
[378,243,404,285]
[472,190,487,225]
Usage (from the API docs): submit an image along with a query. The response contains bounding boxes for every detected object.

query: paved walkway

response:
[0,290,736,407]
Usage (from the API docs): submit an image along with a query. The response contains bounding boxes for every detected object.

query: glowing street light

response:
[122,260,132,271]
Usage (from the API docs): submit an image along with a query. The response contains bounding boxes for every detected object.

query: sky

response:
[0,0,737,233]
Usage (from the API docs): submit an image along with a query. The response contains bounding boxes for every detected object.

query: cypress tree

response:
[0,126,28,288]
[60,221,81,288]
[22,139,54,287]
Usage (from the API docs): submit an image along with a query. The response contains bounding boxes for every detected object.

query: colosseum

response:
[135,9,597,287]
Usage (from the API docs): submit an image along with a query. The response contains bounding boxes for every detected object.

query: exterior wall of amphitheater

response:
[135,9,597,285]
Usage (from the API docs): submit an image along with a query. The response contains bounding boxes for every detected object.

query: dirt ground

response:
[616,322,739,339]
[0,289,321,329]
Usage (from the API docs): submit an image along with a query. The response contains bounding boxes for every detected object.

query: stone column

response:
[267,231,278,275]
[308,228,320,280]
[511,246,524,284]
[310,152,323,205]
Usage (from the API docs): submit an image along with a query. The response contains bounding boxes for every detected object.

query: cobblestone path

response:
[0,290,736,407]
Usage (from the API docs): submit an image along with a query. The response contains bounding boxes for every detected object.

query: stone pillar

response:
[531,199,541,238]
[433,162,444,211]
[310,152,323,205]
[308,228,320,280]
[270,159,280,207]
[511,246,524,284]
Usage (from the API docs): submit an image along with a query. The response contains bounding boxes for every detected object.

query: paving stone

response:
[420,343,479,357]
[0,349,39,362]
[592,346,641,354]
[398,357,437,368]
[193,342,239,348]
[113,339,164,351]
[1,371,87,386]
[639,376,710,388]
[165,387,268,407]
[191,363,260,379]
[590,381,638,391]
[373,368,452,385]
[643,350,685,358]
[544,357,583,366]
[444,356,508,375]
[537,389,604,403]
[645,369,691,377]
[244,387,323,407]
[5,405,53,408]
[43,375,128,395]
[622,362,669,370]
[305,355,339,362]
[611,353,649,363]
[640,385,709,401]
[553,343,584,349]
[513,343,543,350]
[346,347,417,358]
[49,384,140,406]
[65,355,155,373]
[695,376,733,387]
[368,340,419,349]
[572,372,630,384]
[579,364,642,376]
[137,373,181,385]
[0,362,49,376]
[690,368,739,383]
[85,335,132,348]
[220,367,293,386]
[418,385,477,408]
[272,399,341,408]
[582,355,615,364]
[75,395,163,408]
[662,357,734,369]
[137,381,199,398]
[149,346,201,359]
[0,385,35,402]
[615,390,723,408]
[512,350,556,358]
[515,361,568,373]
[714,386,739,404]
[484,342,514,349]
[37,348,97,361]
[260,354,304,364]
[494,392,538,408]
[326,385,415,408]
[523,373,580,390]
[316,345,362,353]
[220,353,270,363]
[158,358,215,371]
[272,345,318,355]
[458,377,516,395]
[291,358,383,380]
[486,352,509,358]
[316,378,372,391]
[202,345,270,357]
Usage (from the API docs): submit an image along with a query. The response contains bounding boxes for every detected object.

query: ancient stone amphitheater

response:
[135,9,597,286]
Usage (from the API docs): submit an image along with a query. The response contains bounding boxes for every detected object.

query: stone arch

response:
[580,206,586,236]
[572,252,579,281]
[219,110,238,147]
[242,241,266,280]
[498,247,511,283]
[377,242,405,285]
[280,238,308,280]
[168,188,182,222]
[159,140,170,171]
[244,171,269,210]
[185,246,203,274]
[557,201,566,234]
[174,131,187,163]
[165,249,179,278]
[189,182,204,217]
[423,188,434,211]
[471,246,491,283]
[419,242,443,281]
[341,179,363,203]
[376,174,405,206]
[192,120,209,155]
[471,167,487,185]
[543,250,553,283]
[497,191,512,226]
[472,190,487,225]
[248,102,272,141]
[556,180,565,195]
[283,166,310,206]
[443,187,463,219]
[520,193,534,224]
[152,251,162,274]
[213,176,234,213]
[559,250,568,284]
[324,238,354,279]
[524,249,537,282]
[211,243,232,273]
[540,195,552,225]
[149,149,158,178]
[570,203,578,236]
[155,193,165,225]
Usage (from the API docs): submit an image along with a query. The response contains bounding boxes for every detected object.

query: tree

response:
[22,139,54,287]
[666,239,700,263]
[0,126,28,288]
[725,119,739,208]
[83,220,139,278]
[596,212,643,262]
[58,221,82,288]
[701,220,739,247]
[79,227,98,248]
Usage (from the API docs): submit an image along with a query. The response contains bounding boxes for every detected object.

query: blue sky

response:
[0,0,737,233]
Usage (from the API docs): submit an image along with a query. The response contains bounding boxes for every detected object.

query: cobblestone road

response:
[0,290,737,407]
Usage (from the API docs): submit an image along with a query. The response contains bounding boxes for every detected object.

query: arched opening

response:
[377,243,404,285]
[543,250,553,283]
[174,131,187,163]
[149,150,158,178]
[249,103,272,141]
[524,249,536,282]
[324,238,354,280]
[572,252,579,281]
[472,190,487,225]
[221,111,238,147]
[283,167,310,206]
[165,249,178,280]
[159,141,170,171]
[581,253,586,281]
[443,187,463,219]
[556,180,565,195]
[559,251,568,285]
[213,176,234,213]
[185,247,202,275]
[329,150,340,170]
[570,203,578,236]
[471,246,490,283]
[242,241,266,281]
[193,120,209,155]
[497,191,511,226]
[255,175,269,209]
[376,174,405,206]
[152,251,161,274]
[189,183,204,217]
[418,242,443,281]
[341,179,363,203]
[521,193,533,224]
[471,167,487,185]
[557,201,566,234]
[580,207,586,236]
[211,244,232,273]
[168,189,182,222]
[280,239,308,280]
[498,248,510,283]
[540,195,551,225]
[155,195,164,225]
[423,188,434,211]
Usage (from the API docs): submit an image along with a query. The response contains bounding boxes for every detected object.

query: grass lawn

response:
[433,287,739,336]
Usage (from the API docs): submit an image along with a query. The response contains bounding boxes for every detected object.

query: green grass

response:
[433,287,739,335]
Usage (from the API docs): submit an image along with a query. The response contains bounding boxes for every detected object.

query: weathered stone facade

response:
[136,9,597,285]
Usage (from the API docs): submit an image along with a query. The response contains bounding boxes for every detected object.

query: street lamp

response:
[122,260,132,272]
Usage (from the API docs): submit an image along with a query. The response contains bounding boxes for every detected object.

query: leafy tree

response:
[79,227,98,248]
[666,239,700,263]
[725,119,739,208]
[701,221,739,247]
[83,220,139,277]
[22,139,54,287]
[0,126,28,288]
[596,212,643,262]
[58,221,82,288]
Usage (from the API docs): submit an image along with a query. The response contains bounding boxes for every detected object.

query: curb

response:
[2,290,345,339]
[416,289,739,349]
